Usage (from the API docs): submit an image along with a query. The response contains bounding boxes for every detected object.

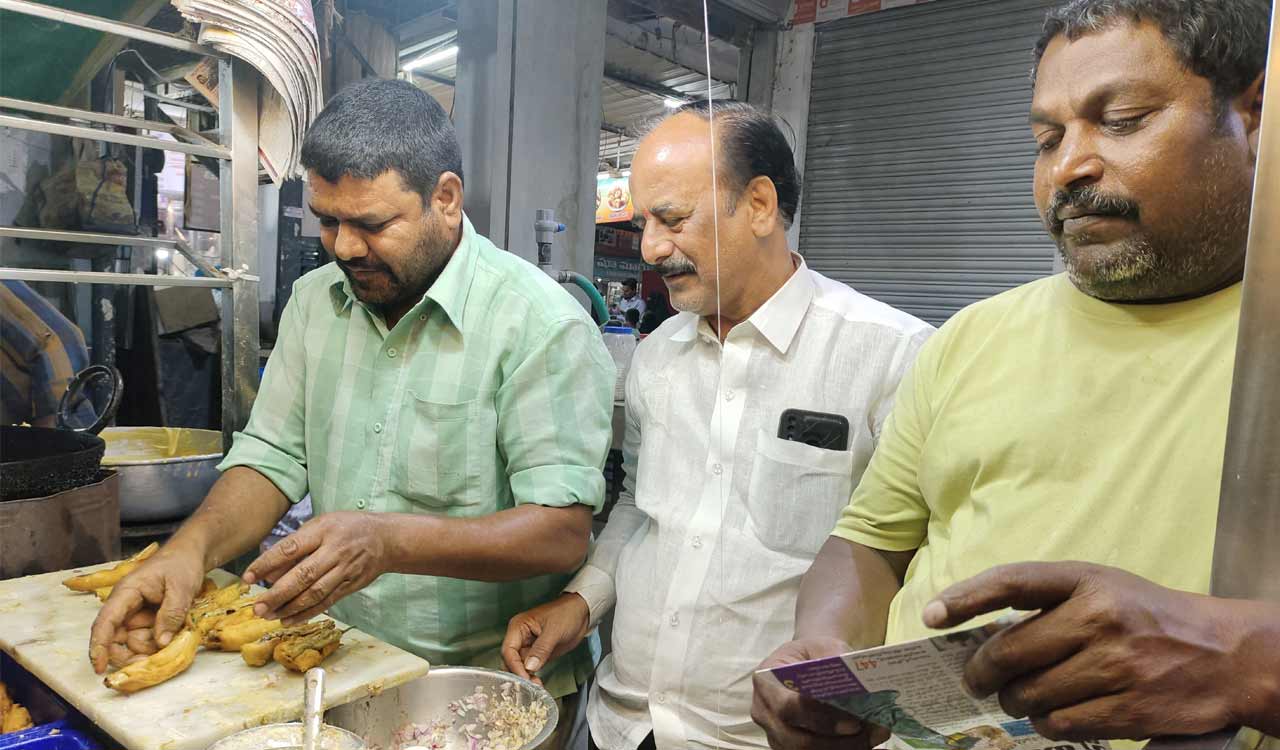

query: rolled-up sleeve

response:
[497,315,615,512]
[565,354,646,627]
[217,289,309,502]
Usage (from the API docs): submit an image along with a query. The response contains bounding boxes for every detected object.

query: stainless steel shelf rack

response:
[0,0,261,447]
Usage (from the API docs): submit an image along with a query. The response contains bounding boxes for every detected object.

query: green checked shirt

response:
[219,215,615,697]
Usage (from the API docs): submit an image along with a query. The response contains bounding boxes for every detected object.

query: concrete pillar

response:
[742,28,780,108]
[455,0,607,292]
[769,23,815,250]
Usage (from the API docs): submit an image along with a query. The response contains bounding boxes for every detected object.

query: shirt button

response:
[387,347,398,358]
[669,612,680,627]
[656,693,666,704]
[712,463,723,475]
[691,536,702,549]
[373,422,383,433]
[355,498,367,509]
[419,314,427,321]
[725,390,735,401]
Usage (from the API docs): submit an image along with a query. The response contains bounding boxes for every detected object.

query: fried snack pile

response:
[92,580,345,693]
[0,682,35,735]
[65,552,348,694]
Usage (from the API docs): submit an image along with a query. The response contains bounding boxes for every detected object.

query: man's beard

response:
[338,219,452,312]
[653,256,703,312]
[1047,153,1251,302]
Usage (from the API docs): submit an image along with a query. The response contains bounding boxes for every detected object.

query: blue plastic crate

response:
[0,721,99,750]
[2,654,101,750]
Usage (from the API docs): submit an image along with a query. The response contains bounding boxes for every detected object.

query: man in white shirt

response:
[617,278,646,318]
[502,101,933,750]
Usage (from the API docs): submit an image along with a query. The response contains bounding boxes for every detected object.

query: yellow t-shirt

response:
[834,273,1241,645]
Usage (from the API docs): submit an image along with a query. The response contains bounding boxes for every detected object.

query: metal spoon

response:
[302,667,325,750]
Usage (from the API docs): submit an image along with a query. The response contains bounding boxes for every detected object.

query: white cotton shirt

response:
[566,257,934,750]
[618,295,646,317]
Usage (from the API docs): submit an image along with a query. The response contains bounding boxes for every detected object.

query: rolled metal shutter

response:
[798,0,1059,325]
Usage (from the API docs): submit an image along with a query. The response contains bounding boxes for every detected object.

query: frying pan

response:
[0,365,123,501]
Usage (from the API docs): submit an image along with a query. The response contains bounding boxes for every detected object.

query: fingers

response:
[153,577,198,647]
[1030,694,1146,741]
[108,643,147,669]
[245,528,321,588]
[502,619,538,679]
[90,586,145,674]
[963,613,1083,699]
[995,644,1127,720]
[123,609,156,631]
[127,627,159,655]
[253,548,337,620]
[277,577,354,626]
[924,562,1094,629]
[269,559,349,622]
[521,624,565,675]
[753,671,863,737]
[779,693,863,737]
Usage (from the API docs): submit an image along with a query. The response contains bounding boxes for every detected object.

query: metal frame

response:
[0,1,260,446]
[0,226,177,249]
[0,268,231,289]
[0,0,221,57]
[0,113,229,159]
[216,57,261,447]
[142,89,216,114]
[0,97,219,148]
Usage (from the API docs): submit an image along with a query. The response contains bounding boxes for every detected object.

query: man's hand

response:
[924,561,1258,741]
[245,512,389,624]
[752,638,890,750]
[501,593,591,686]
[106,609,160,667]
[89,543,207,674]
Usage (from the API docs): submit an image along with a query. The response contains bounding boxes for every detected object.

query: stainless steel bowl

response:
[392,667,558,750]
[100,427,222,523]
[206,722,366,750]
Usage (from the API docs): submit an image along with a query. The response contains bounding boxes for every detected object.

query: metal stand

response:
[0,0,260,448]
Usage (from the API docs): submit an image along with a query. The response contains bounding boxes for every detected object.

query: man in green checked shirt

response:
[88,79,616,730]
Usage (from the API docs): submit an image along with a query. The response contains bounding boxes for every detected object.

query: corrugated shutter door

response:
[798,0,1060,325]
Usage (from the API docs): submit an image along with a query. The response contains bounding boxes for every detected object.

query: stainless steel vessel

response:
[101,427,222,523]
[327,667,559,750]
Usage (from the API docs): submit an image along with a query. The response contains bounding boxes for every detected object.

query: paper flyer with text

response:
[761,624,1110,750]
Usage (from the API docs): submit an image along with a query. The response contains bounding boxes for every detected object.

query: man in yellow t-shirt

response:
[752,0,1280,748]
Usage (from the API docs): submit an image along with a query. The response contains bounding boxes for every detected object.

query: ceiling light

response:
[403,45,458,72]
[155,249,171,260]
[663,97,684,109]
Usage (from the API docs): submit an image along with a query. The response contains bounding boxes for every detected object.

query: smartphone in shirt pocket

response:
[747,409,855,555]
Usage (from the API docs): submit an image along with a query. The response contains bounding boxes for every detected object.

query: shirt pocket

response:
[747,429,855,556]
[395,393,479,511]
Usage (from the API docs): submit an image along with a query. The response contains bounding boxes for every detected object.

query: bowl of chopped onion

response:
[386,667,558,750]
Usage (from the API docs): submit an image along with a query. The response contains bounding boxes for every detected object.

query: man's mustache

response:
[1046,186,1140,234]
[654,258,697,277]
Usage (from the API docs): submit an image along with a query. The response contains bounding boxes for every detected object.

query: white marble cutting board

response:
[0,565,429,750]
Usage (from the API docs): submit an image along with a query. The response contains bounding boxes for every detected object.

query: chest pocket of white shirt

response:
[397,394,479,511]
[747,429,855,555]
